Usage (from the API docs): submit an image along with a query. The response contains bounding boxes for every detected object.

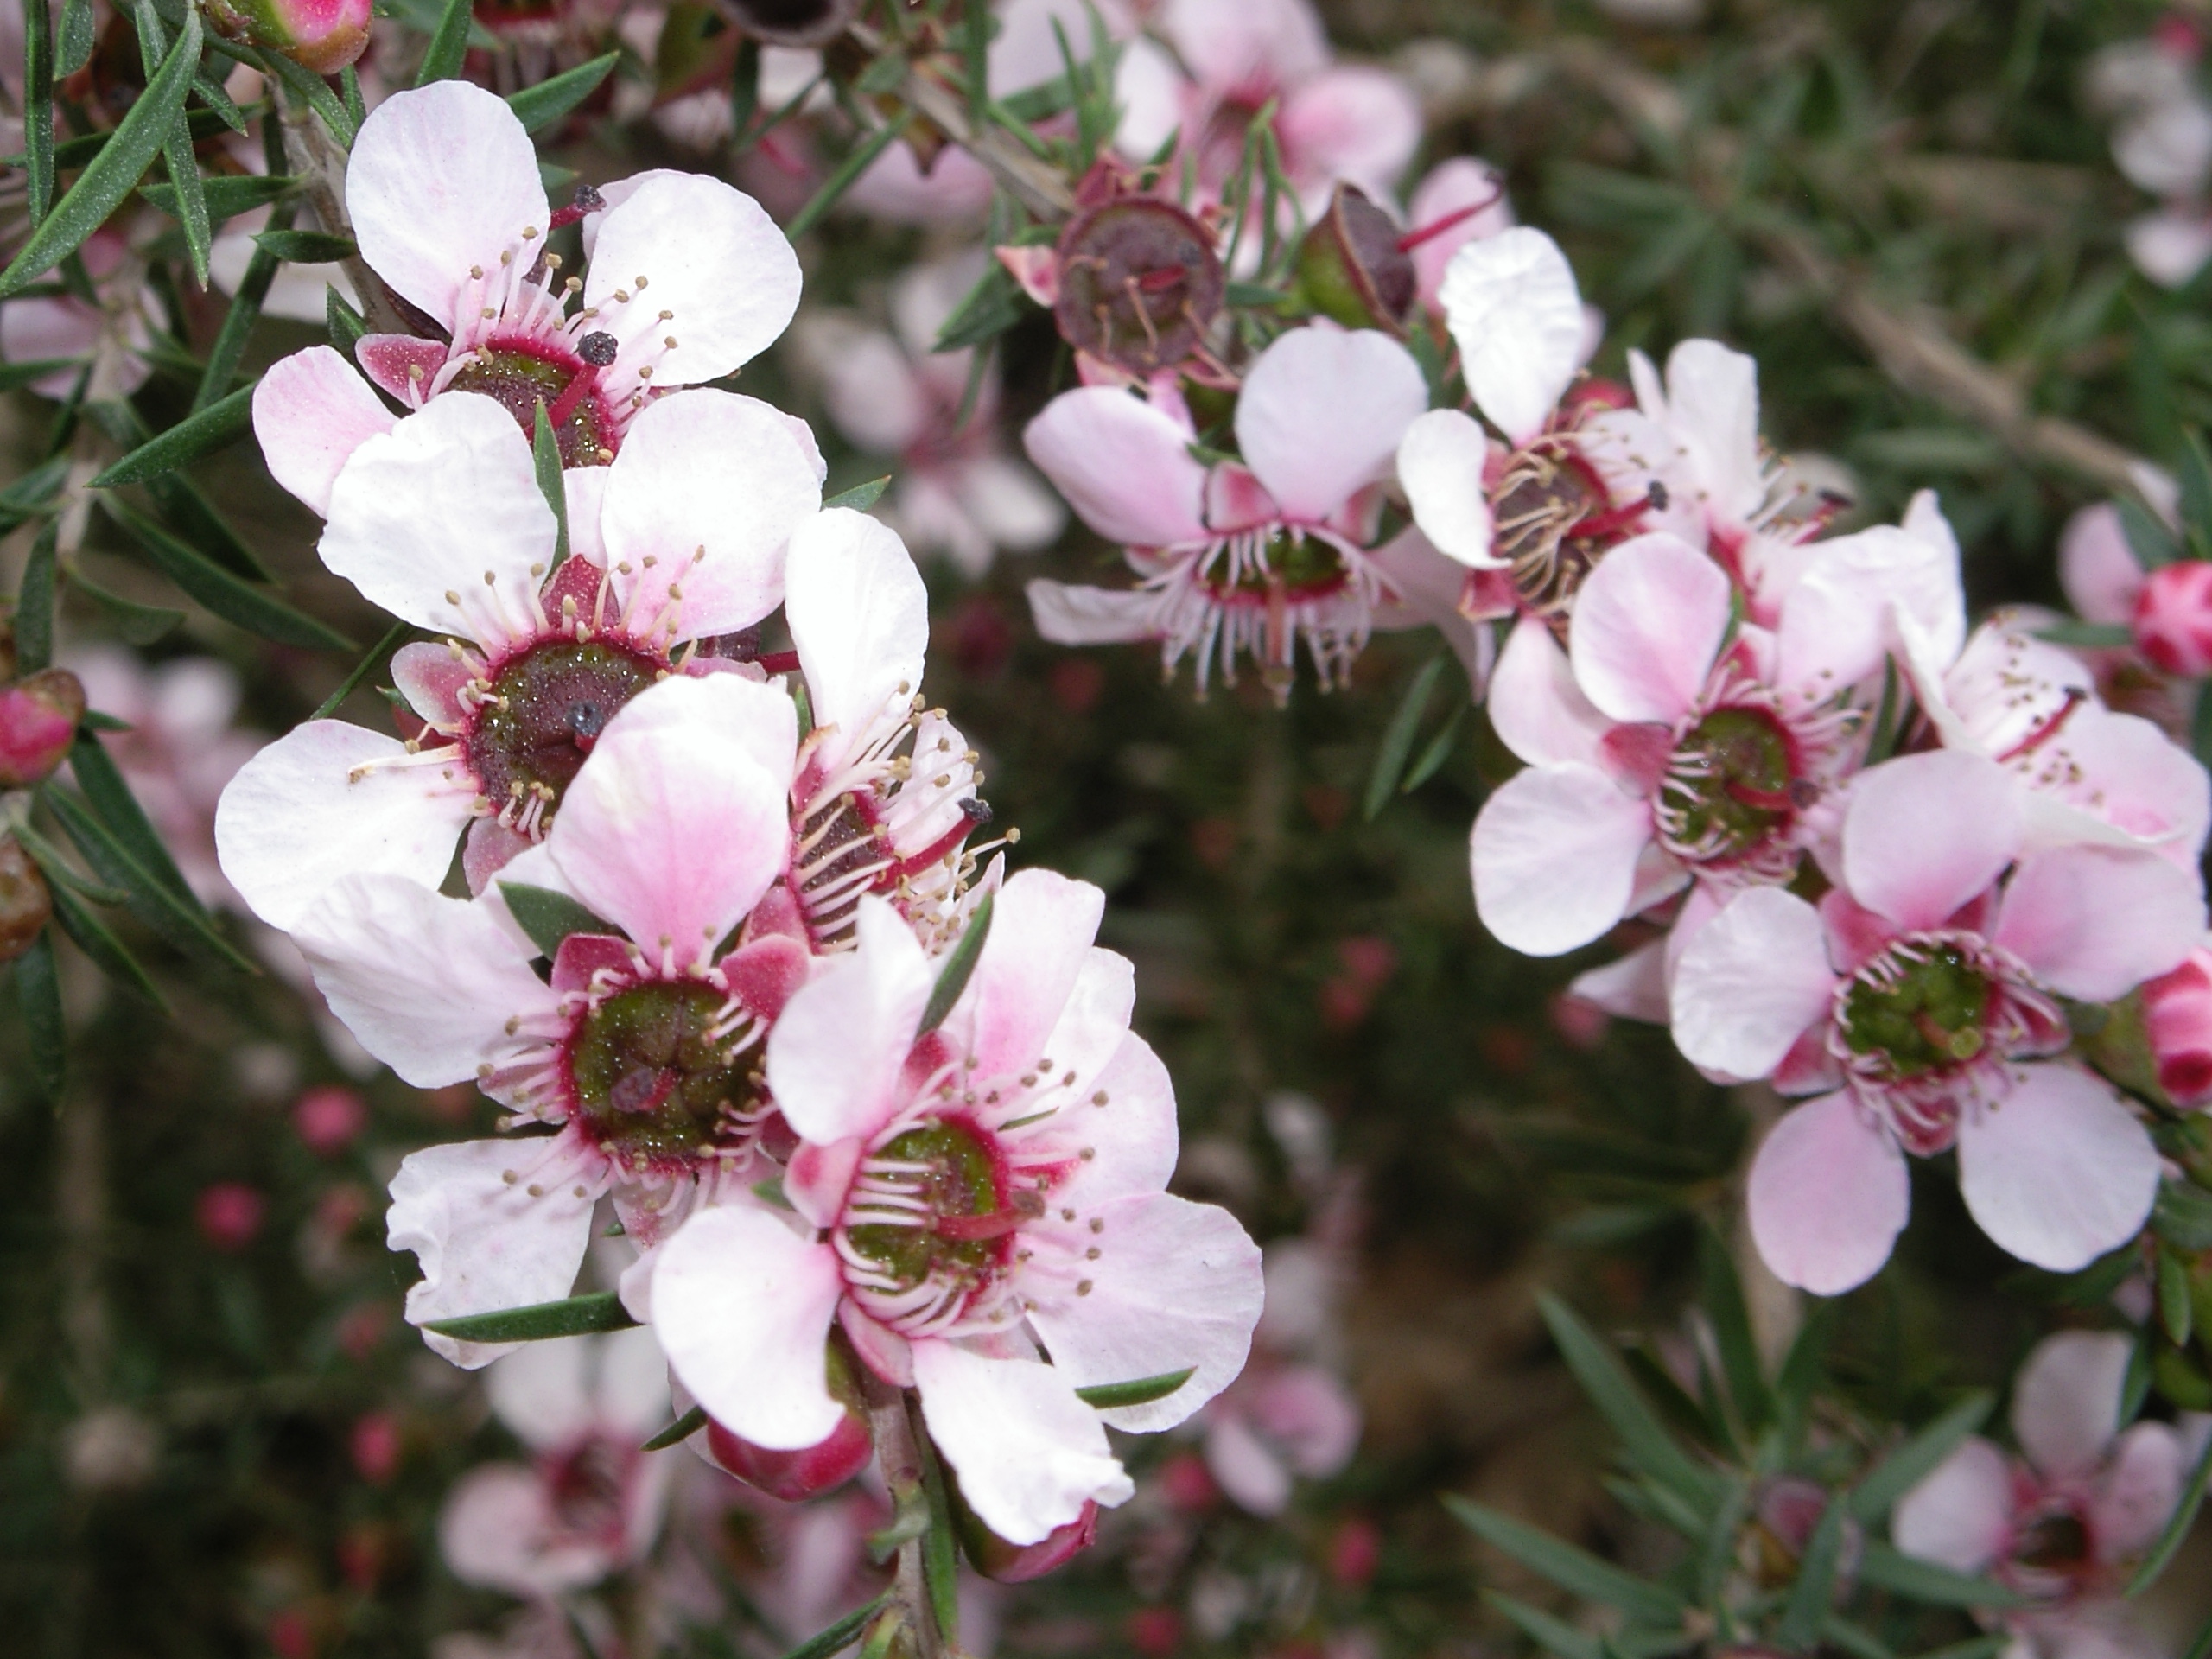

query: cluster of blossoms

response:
[2085,16,2212,288]
[213,79,1264,1587]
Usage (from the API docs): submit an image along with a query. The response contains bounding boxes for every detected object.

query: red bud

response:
[203,0,372,74]
[0,668,84,788]
[703,1406,874,1501]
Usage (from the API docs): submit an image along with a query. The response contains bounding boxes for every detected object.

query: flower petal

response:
[1840,751,2023,930]
[215,721,480,931]
[439,1464,601,1597]
[1567,531,1732,725]
[1276,66,1421,204]
[486,1332,597,1451]
[321,392,554,641]
[766,894,934,1148]
[1956,1065,2161,1274]
[1397,409,1498,568]
[2093,1421,2185,1561]
[2011,1330,2133,1483]
[652,1205,847,1451]
[1746,1090,1910,1295]
[597,390,823,641]
[346,81,548,334]
[785,509,929,775]
[1487,613,1611,767]
[1470,762,1652,956]
[1891,1438,2012,1573]
[1026,581,1164,645]
[2059,504,2147,626]
[1438,227,1584,444]
[912,1341,1135,1546]
[942,868,1107,1078]
[1234,326,1427,524]
[1023,388,1209,547]
[1993,844,2205,1001]
[1670,887,1838,1079]
[252,346,397,518]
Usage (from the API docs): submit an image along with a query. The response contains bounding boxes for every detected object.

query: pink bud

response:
[2143,949,2212,1107]
[958,1497,1099,1583]
[702,1408,874,1502]
[2133,561,2212,677]
[1128,1606,1185,1659]
[194,1182,266,1251]
[203,0,372,74]
[0,668,84,787]
[350,1411,402,1484]
[291,1084,368,1156]
[1328,1516,1382,1587]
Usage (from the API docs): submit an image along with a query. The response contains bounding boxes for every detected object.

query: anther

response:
[1077,1280,1093,1295]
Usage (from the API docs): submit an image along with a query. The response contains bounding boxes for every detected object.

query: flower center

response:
[464,639,662,831]
[563,979,766,1166]
[1656,705,1804,865]
[446,336,619,468]
[1204,530,1349,602]
[2012,1509,2092,1574]
[543,1437,632,1547]
[838,1117,1044,1332]
[1840,944,1994,1080]
[1053,197,1224,376]
[1491,440,1659,617]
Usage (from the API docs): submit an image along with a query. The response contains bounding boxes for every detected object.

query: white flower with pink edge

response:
[251,78,800,512]
[1896,1332,2203,1659]
[1672,750,2201,1293]
[646,870,1265,1548]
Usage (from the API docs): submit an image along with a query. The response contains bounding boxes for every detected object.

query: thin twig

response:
[862,1372,945,1659]
[272,82,405,335]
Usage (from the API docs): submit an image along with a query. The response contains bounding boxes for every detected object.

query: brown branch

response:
[863,1372,946,1659]
[273,86,409,336]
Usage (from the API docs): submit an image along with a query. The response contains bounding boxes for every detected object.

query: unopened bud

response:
[1292,183,1417,333]
[0,668,83,788]
[2133,559,2212,677]
[2144,948,2212,1108]
[0,836,50,963]
[723,0,860,48]
[1053,199,1224,377]
[203,0,372,74]
[702,1341,873,1500]
[946,1465,1098,1582]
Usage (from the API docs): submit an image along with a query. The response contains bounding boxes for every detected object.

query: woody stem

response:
[863,1372,948,1659]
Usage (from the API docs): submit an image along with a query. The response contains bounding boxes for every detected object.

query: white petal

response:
[2011,1330,2133,1482]
[486,1333,597,1451]
[1397,409,1499,568]
[1234,327,1429,523]
[1438,227,1585,444]
[1487,613,1611,767]
[1471,763,1652,956]
[1746,1091,1910,1294]
[1891,1438,2012,1573]
[1993,845,2206,1002]
[252,346,396,518]
[767,895,934,1147]
[940,868,1107,1077]
[1956,1065,2161,1274]
[1841,751,2023,931]
[1669,887,1837,1078]
[1022,388,1209,547]
[1567,531,1732,725]
[1026,581,1164,645]
[786,509,929,776]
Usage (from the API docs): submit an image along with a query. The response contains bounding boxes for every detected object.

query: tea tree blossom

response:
[1896,1332,2198,1659]
[252,78,800,504]
[216,386,820,931]
[1672,750,2200,1292]
[648,871,1265,1547]
[296,673,810,1362]
[1023,324,1443,697]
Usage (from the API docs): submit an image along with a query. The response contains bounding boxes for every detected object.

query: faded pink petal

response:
[1567,532,1732,725]
[1892,1437,2012,1573]
[1992,844,2204,1001]
[252,346,397,517]
[1670,887,1837,1080]
[1746,1090,1910,1294]
[1840,751,2023,930]
[1234,327,1427,524]
[1955,1065,2160,1274]
[1024,388,1209,546]
[2012,1330,2133,1483]
[1470,762,1652,956]
[2060,505,2147,626]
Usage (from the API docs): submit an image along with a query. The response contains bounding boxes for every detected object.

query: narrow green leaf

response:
[774,1593,893,1659]
[2154,1177,2212,1251]
[1695,1474,1751,1604]
[786,114,912,241]
[105,499,351,650]
[1073,1368,1195,1410]
[917,893,994,1034]
[1446,1495,1687,1623]
[69,569,185,645]
[642,1404,708,1452]
[422,1290,639,1343]
[23,0,54,226]
[1224,280,1283,308]
[532,400,570,569]
[58,0,93,75]
[2033,619,2136,649]
[192,67,247,132]
[1364,656,1445,821]
[2125,1421,2212,1594]
[729,36,760,136]
[1821,1617,1897,1659]
[1482,1592,1600,1659]
[0,455,70,524]
[499,881,619,959]
[1777,1497,1847,1651]
[16,522,57,674]
[0,358,80,393]
[90,384,257,487]
[67,733,195,905]
[823,476,892,512]
[84,402,272,578]
[0,6,200,298]
[16,929,66,1101]
[14,817,129,903]
[133,1,210,287]
[195,202,295,411]
[1536,1293,1715,1513]
[2120,496,2180,570]
[140,173,296,227]
[45,876,167,1008]
[414,0,472,86]
[310,620,414,721]
[5,104,249,174]
[327,285,368,356]
[932,258,1025,353]
[506,51,619,134]
[2181,429,2212,536]
[1697,1224,1770,1434]
[259,47,357,146]
[1773,1299,1834,1452]
[2159,1247,2196,1347]
[911,1406,961,1645]
[42,785,257,972]
[1851,1392,1993,1522]
[340,64,365,128]
[1857,1542,2031,1608]
[2122,1321,2156,1428]
[1402,704,1466,794]
[252,229,359,264]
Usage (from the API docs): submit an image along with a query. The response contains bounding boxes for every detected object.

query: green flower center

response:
[1661,706,1799,861]
[1840,946,1994,1079]
[445,343,614,468]
[464,639,661,824]
[844,1120,1025,1297]
[1211,531,1349,600]
[566,980,763,1165]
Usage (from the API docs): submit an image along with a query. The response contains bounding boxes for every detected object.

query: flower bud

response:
[202,0,372,74]
[2144,949,2212,1108]
[1053,198,1224,377]
[0,667,84,788]
[1292,183,1417,333]
[702,1339,874,1501]
[2133,559,2212,676]
[945,1464,1098,1581]
[0,835,52,963]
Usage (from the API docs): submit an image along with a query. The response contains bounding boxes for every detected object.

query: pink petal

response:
[1840,751,2024,930]
[2044,705,2212,866]
[354,334,448,404]
[1408,156,1513,310]
[485,1332,597,1451]
[652,1205,847,1451]
[1774,513,1964,701]
[1397,410,1499,568]
[1487,614,1611,767]
[2060,505,2147,626]
[387,1132,605,1366]
[2093,1421,2186,1561]
[346,81,547,333]
[1026,580,1166,645]
[213,721,478,931]
[766,895,935,1147]
[1993,844,2205,1001]
[1205,1414,1294,1516]
[578,654,797,787]
[1568,939,1670,1024]
[252,346,397,517]
[582,171,800,389]
[785,509,929,777]
[440,1463,607,1597]
[1652,340,1767,526]
[912,1342,1135,1546]
[1746,1090,1910,1294]
[1023,388,1208,546]
[942,868,1108,1077]
[1955,1065,2161,1274]
[1670,887,1838,1079]
[1568,531,1732,725]
[1891,1438,2013,1573]
[321,393,554,641]
[1235,327,1428,524]
[1470,762,1652,956]
[543,675,794,963]
[1040,1028,1180,1216]
[390,640,472,727]
[598,390,823,642]
[1255,1366,1363,1477]
[1276,65,1421,202]
[1437,227,1585,444]
[2011,1330,2134,1483]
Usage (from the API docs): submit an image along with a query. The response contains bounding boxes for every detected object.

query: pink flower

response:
[295,673,810,1364]
[196,1183,267,1251]
[647,869,1265,1547]
[1198,1243,1360,1516]
[251,79,800,504]
[1023,325,1448,697]
[440,1329,675,1600]
[215,387,821,931]
[2133,560,2212,676]
[1894,1332,2195,1659]
[2141,945,2212,1106]
[0,226,160,401]
[293,1084,370,1155]
[1672,750,2198,1291]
